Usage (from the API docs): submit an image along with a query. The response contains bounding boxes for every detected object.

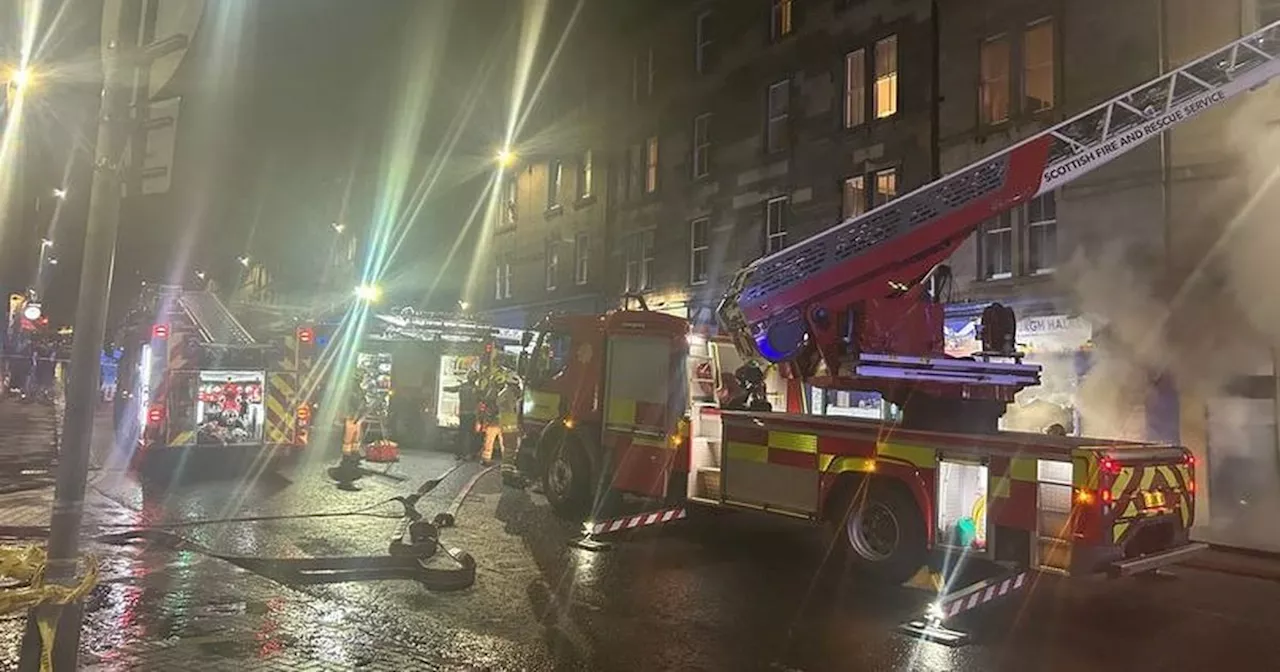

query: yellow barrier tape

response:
[1,545,100,672]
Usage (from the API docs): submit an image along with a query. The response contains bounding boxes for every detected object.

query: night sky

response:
[32,0,517,326]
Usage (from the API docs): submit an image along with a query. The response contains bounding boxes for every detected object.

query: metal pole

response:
[18,1,142,669]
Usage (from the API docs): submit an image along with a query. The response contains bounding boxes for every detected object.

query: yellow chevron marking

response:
[1112,466,1134,498]
[1113,521,1130,544]
[1139,466,1158,490]
[170,430,195,446]
[1156,465,1177,489]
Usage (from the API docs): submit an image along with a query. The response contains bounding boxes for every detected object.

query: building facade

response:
[479,0,937,331]
[939,0,1280,551]
[480,0,1280,551]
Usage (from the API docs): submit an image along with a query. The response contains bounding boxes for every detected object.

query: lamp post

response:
[18,2,144,669]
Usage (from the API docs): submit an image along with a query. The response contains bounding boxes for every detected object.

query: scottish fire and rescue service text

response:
[1041,90,1227,183]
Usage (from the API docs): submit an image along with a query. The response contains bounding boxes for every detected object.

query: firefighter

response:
[342,412,364,456]
[478,369,520,466]
[445,371,481,460]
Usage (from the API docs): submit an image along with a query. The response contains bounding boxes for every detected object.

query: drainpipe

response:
[930,0,941,181]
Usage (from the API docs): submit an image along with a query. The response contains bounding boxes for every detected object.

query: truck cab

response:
[515,308,690,518]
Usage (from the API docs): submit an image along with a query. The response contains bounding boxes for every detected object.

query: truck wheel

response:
[543,437,593,520]
[829,479,926,585]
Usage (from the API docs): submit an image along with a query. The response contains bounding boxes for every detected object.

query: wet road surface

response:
[5,445,1280,671]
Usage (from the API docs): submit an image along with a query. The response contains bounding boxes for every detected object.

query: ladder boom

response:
[719,21,1280,364]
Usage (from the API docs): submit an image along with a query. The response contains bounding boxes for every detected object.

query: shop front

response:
[945,303,1092,436]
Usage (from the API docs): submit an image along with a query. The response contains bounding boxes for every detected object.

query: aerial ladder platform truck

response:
[508,20,1280,620]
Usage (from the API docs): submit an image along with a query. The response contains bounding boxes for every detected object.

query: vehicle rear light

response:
[1075,488,1095,505]
[1100,489,1112,504]
[152,324,169,339]
[1099,456,1121,476]
[297,404,311,424]
[1184,453,1196,468]
[1188,479,1196,494]
[296,326,314,344]
[146,405,165,425]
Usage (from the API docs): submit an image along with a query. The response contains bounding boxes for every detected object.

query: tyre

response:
[826,478,927,585]
[542,435,593,520]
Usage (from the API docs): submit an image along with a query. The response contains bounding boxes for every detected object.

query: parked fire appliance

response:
[500,19,1280,612]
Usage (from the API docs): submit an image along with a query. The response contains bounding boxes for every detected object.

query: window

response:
[873,167,897,206]
[501,174,517,228]
[765,196,788,254]
[633,47,654,101]
[574,233,590,285]
[693,114,712,178]
[645,136,659,193]
[545,241,560,291]
[770,0,794,41]
[628,143,643,200]
[578,149,593,199]
[495,254,512,299]
[695,11,713,73]
[625,231,655,292]
[1023,19,1055,113]
[980,211,1014,280]
[1026,192,1057,274]
[873,35,898,119]
[690,217,710,285]
[766,79,790,153]
[842,175,867,219]
[844,49,866,128]
[1263,1,1280,24]
[979,36,1011,125]
[546,159,562,209]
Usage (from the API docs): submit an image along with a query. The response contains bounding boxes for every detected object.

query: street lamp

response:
[354,284,382,302]
[51,187,66,200]
[238,255,250,267]
[458,300,470,311]
[40,238,52,248]
[47,257,58,265]
[7,67,32,91]
[331,222,345,233]
[495,148,516,169]
[195,270,206,281]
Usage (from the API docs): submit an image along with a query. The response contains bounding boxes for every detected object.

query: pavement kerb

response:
[1181,545,1280,582]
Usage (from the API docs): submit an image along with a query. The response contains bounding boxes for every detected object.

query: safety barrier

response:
[0,545,99,671]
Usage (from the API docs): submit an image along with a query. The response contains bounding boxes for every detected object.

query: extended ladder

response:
[725,21,1280,362]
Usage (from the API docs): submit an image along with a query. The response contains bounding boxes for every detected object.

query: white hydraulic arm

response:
[718,21,1280,365]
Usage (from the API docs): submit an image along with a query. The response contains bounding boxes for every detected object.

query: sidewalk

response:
[1182,546,1280,582]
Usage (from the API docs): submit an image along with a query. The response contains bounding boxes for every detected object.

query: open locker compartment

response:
[936,457,991,556]
[688,404,723,502]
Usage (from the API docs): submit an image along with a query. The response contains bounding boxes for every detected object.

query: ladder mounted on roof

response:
[178,290,257,346]
[723,20,1280,366]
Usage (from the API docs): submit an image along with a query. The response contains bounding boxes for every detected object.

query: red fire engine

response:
[121,286,315,475]
[510,20,1280,617]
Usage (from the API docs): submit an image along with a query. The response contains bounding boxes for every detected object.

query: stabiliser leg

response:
[897,568,1030,646]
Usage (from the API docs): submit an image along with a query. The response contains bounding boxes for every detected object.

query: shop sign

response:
[944,313,1092,357]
